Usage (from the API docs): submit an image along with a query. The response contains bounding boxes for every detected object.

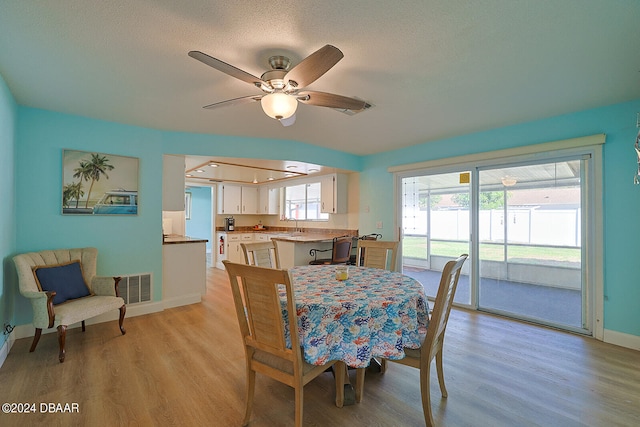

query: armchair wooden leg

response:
[29,328,42,352]
[118,305,126,335]
[57,325,67,363]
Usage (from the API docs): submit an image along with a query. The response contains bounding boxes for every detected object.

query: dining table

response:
[280,264,430,405]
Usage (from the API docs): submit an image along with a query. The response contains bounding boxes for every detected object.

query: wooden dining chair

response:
[223,260,345,427]
[308,236,352,265]
[356,239,400,373]
[241,241,280,268]
[357,240,399,271]
[349,233,382,265]
[378,254,468,427]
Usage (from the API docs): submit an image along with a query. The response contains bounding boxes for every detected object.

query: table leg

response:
[332,362,356,407]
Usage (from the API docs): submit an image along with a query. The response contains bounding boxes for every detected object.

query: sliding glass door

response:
[477,160,585,330]
[400,153,593,334]
[401,171,471,305]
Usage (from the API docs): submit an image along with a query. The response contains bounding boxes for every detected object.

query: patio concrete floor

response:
[403,266,583,329]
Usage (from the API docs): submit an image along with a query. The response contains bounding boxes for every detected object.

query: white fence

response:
[403,208,581,247]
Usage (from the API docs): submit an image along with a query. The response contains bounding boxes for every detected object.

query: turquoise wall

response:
[186,186,212,252]
[0,73,16,348]
[360,99,640,337]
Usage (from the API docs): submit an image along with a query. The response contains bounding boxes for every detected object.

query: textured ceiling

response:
[1,1,639,156]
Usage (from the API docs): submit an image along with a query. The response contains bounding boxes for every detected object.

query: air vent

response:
[119,273,152,304]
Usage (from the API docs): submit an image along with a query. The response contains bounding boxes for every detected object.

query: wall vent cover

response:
[119,273,152,304]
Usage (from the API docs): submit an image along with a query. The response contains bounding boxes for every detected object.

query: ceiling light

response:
[308,168,319,173]
[286,165,297,169]
[195,169,205,173]
[186,174,193,177]
[209,163,218,167]
[267,177,274,181]
[260,92,297,120]
[501,176,517,187]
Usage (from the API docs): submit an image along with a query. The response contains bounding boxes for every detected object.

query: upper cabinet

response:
[162,155,185,211]
[218,184,241,214]
[241,186,259,214]
[320,173,348,214]
[259,186,280,215]
[218,184,260,215]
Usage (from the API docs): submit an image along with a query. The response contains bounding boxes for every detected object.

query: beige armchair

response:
[13,247,126,363]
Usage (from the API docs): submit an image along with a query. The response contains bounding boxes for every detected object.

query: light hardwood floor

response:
[1,266,639,426]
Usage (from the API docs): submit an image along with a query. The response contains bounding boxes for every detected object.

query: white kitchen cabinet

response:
[218,185,259,214]
[226,234,243,264]
[259,186,280,215]
[254,233,269,242]
[218,184,241,214]
[320,173,348,214]
[162,155,185,211]
[241,186,259,214]
[227,233,255,264]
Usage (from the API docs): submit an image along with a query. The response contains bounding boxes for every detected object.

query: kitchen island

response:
[162,235,208,308]
[273,232,357,268]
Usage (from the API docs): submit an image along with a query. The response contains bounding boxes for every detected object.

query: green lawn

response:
[403,236,581,264]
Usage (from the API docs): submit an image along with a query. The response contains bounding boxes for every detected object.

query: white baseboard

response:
[603,329,640,351]
[162,293,202,309]
[0,333,15,368]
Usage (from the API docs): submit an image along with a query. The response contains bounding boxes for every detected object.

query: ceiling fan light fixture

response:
[501,176,517,187]
[261,92,297,120]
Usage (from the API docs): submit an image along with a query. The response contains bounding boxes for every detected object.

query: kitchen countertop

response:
[163,235,208,245]
[216,229,358,243]
[271,233,354,243]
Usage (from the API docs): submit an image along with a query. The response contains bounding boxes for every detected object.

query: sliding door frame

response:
[392,135,604,339]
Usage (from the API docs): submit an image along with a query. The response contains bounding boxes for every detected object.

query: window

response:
[284,182,328,220]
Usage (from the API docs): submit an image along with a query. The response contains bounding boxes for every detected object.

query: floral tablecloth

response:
[282,265,429,368]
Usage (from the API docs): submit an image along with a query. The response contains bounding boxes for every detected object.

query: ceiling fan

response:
[188,45,370,126]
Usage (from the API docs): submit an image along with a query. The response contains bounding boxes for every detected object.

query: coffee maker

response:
[224,216,235,231]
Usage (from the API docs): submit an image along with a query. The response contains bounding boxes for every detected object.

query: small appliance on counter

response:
[224,216,235,231]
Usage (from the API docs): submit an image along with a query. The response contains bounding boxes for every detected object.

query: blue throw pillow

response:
[33,261,91,305]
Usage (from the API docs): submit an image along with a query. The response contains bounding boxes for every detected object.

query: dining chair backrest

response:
[241,240,280,268]
[223,260,343,426]
[332,237,353,263]
[424,254,468,361]
[309,236,353,265]
[380,254,468,427]
[350,233,382,265]
[357,240,399,271]
[225,260,296,356]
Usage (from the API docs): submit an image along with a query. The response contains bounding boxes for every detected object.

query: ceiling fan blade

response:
[189,51,263,87]
[279,114,296,127]
[284,45,344,88]
[297,91,368,111]
[203,95,262,110]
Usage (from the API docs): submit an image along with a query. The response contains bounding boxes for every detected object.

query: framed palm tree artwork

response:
[62,150,139,215]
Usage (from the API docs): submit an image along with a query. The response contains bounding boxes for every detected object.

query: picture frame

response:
[62,149,139,215]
